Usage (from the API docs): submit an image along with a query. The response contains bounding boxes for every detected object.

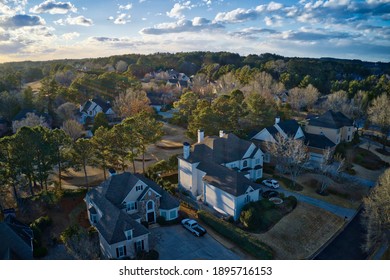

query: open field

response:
[254,202,345,259]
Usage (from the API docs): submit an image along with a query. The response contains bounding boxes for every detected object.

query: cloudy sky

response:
[0,0,389,63]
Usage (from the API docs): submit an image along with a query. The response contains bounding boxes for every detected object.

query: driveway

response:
[150,224,241,260]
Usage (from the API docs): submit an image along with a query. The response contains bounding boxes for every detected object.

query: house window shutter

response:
[134,242,137,253]
[116,248,119,258]
[124,245,127,256]
[142,240,144,250]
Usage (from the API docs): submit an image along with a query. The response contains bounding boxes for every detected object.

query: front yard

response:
[254,202,345,259]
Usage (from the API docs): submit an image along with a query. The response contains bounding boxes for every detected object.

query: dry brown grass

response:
[253,202,345,259]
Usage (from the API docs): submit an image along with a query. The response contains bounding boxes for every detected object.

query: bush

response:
[284,196,298,210]
[198,210,273,260]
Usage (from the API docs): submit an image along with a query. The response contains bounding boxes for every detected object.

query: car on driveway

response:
[181,218,207,237]
[262,179,280,189]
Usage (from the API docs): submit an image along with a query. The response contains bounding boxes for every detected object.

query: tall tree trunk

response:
[142,152,145,174]
[83,163,89,190]
[102,158,107,180]
[58,149,62,190]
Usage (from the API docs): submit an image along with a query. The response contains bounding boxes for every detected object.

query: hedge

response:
[197,210,274,260]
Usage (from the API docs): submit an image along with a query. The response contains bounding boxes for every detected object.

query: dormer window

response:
[136,185,143,191]
[125,230,133,240]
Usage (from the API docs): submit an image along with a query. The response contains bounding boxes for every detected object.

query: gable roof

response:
[92,98,112,113]
[0,216,33,260]
[199,161,260,197]
[276,119,301,137]
[104,173,141,206]
[87,188,149,245]
[304,132,336,149]
[81,98,112,114]
[308,110,353,129]
[185,133,255,164]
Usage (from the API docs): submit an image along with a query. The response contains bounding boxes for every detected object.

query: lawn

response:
[253,202,345,259]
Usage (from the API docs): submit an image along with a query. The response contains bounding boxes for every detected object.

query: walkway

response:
[278,188,357,219]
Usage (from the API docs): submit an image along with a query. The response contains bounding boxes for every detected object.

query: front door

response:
[146,200,155,223]
[147,211,155,223]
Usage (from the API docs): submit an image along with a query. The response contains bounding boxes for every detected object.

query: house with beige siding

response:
[305,110,355,145]
[85,172,179,259]
[178,130,263,221]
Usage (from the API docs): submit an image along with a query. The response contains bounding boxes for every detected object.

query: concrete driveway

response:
[150,224,241,260]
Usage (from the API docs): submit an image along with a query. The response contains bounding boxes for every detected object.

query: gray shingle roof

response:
[266,126,279,138]
[308,110,353,129]
[0,217,33,260]
[198,161,260,197]
[277,120,300,137]
[104,173,140,206]
[304,132,336,149]
[87,188,149,245]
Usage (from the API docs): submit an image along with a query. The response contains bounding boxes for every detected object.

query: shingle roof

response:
[104,173,140,206]
[308,110,353,129]
[277,120,300,137]
[92,98,112,113]
[199,161,260,196]
[87,188,149,245]
[304,132,336,149]
[186,133,254,164]
[266,126,279,138]
[0,217,33,260]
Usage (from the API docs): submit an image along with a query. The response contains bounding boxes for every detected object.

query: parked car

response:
[262,179,280,189]
[262,190,279,199]
[181,218,207,237]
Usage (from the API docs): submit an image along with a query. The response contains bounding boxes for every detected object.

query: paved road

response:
[276,188,357,219]
[150,224,241,260]
[315,209,368,260]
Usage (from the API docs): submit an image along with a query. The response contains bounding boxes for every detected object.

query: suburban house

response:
[0,210,34,260]
[305,110,355,145]
[251,117,336,163]
[79,98,115,124]
[85,172,179,259]
[178,130,264,221]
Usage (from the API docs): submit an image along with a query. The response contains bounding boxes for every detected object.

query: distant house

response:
[251,117,336,163]
[305,110,355,145]
[79,98,115,124]
[178,130,264,221]
[85,172,179,259]
[0,213,34,260]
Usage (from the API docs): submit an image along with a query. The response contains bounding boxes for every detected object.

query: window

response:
[170,210,178,220]
[347,135,351,141]
[160,210,167,219]
[348,127,351,131]
[91,214,97,224]
[134,240,145,253]
[245,195,251,203]
[127,202,137,211]
[264,153,271,163]
[147,201,154,211]
[116,245,126,258]
[243,160,248,167]
[255,158,260,164]
[136,185,143,191]
[125,230,133,240]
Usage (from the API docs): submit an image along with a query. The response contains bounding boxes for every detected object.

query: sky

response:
[0,0,389,63]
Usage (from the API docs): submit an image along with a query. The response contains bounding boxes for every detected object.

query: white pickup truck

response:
[181,219,207,237]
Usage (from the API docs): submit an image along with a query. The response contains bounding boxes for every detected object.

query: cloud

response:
[267,1,284,11]
[264,15,283,27]
[113,13,131,25]
[0,14,46,29]
[30,0,77,14]
[167,1,192,19]
[214,8,258,23]
[0,0,28,16]
[61,32,80,40]
[118,3,133,10]
[231,27,279,39]
[276,28,358,41]
[140,17,223,35]
[54,15,93,26]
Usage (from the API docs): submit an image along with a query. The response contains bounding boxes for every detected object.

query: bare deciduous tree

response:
[113,89,153,119]
[266,133,309,187]
[361,168,390,253]
[12,112,49,133]
[289,84,320,111]
[62,119,84,141]
[56,102,78,122]
[367,93,390,151]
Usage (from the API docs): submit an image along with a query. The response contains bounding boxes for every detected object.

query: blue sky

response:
[0,0,389,63]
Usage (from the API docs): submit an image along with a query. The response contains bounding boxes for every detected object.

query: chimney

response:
[219,130,225,138]
[275,116,280,125]
[183,142,190,159]
[197,129,204,143]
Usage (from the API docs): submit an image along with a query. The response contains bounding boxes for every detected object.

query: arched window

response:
[147,201,154,211]
[243,160,248,167]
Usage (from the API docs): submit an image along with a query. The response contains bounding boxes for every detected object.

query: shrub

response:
[198,210,273,260]
[284,196,298,210]
[240,206,259,230]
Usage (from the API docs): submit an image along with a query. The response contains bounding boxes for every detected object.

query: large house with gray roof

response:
[85,172,179,259]
[251,117,336,163]
[79,98,115,124]
[178,130,264,221]
[305,110,355,145]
